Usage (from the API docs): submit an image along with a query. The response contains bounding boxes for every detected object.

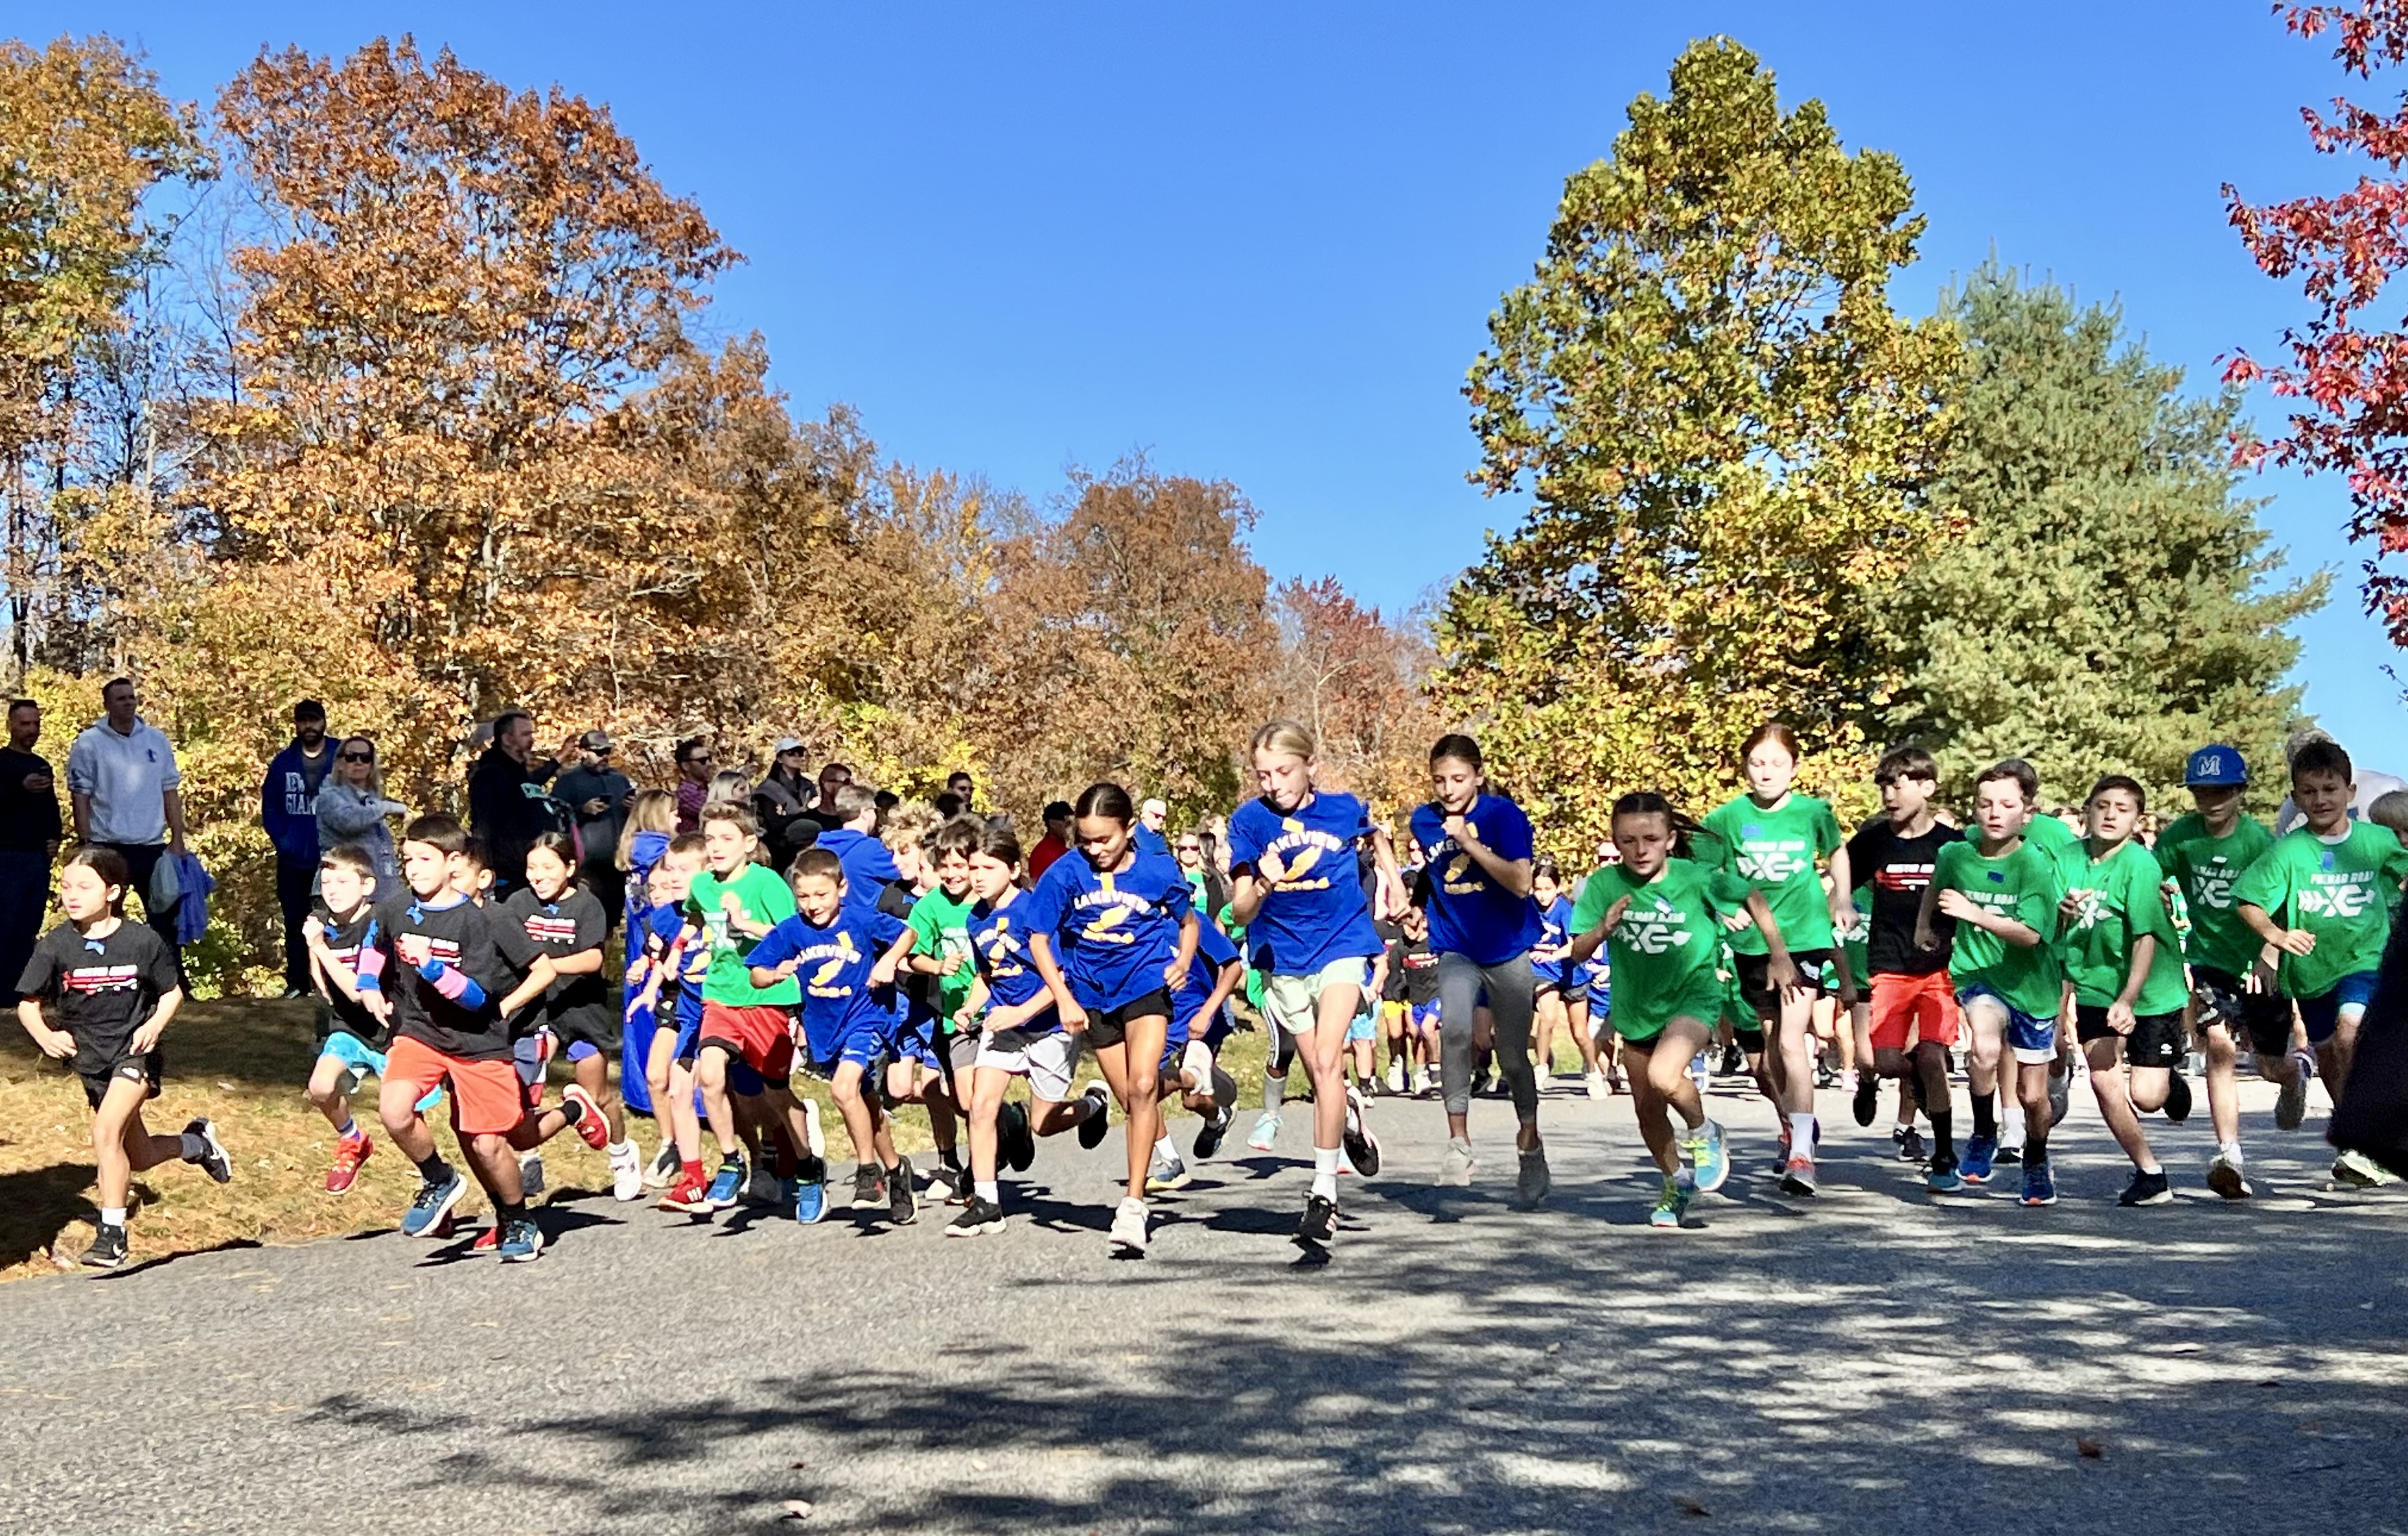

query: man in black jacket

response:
[467,709,560,894]
[555,729,633,924]
[1,697,61,1003]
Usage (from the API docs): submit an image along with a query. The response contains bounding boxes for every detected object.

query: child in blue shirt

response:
[1146,915,1245,1191]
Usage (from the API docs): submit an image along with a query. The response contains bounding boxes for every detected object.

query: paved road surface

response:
[3,1073,2405,1535]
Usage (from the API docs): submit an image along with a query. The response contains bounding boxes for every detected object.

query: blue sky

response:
[29,2,2405,773]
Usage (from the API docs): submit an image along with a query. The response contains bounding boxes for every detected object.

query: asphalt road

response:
[3,1071,2404,1536]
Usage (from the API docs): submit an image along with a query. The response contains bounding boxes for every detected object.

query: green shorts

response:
[1614,984,1725,1046]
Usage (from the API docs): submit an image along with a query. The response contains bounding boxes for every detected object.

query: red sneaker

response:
[561,1085,612,1150]
[658,1175,713,1214]
[471,1224,500,1252]
[325,1132,373,1194]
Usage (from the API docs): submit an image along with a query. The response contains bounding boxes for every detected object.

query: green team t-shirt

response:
[1842,885,1871,989]
[2021,814,2089,946]
[2059,838,2188,1014]
[1931,838,2063,1019]
[686,863,800,1007]
[1700,793,1844,955]
[908,885,978,1027]
[1571,857,1756,1040]
[2153,811,2277,978]
[2232,822,2408,999]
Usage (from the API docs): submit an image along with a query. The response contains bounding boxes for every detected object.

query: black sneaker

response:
[1210,1064,1238,1110]
[1076,1084,1112,1150]
[851,1163,886,1209]
[1341,1088,1380,1177]
[1194,1104,1234,1161]
[945,1196,1004,1237]
[1899,1126,1927,1163]
[1853,1073,1879,1128]
[80,1222,128,1270]
[1718,1045,1745,1078]
[2118,1168,2173,1207]
[1001,1099,1035,1172]
[1814,1063,1838,1091]
[1295,1194,1338,1248]
[1997,1143,2022,1167]
[184,1117,233,1183]
[2164,1072,2192,1125]
[926,1161,965,1204]
[887,1157,918,1224]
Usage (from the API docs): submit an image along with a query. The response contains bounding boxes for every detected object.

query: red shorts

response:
[697,1001,794,1082]
[1868,970,1960,1053]
[384,1036,525,1135]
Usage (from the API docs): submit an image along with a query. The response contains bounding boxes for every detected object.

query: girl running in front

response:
[1025,782,1201,1257]
[1404,733,1549,1204]
[505,833,642,1199]
[1146,913,1246,1192]
[1227,721,1406,1248]
[1700,723,1855,1196]
[1565,793,1794,1228]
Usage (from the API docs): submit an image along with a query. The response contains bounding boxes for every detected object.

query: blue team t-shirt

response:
[1169,917,1240,1043]
[1225,791,1383,975]
[1532,895,1574,983]
[1024,846,1195,1013]
[747,908,909,1062]
[969,889,1059,1034]
[1408,794,1542,964]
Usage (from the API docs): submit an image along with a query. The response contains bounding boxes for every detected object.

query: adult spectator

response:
[755,738,818,868]
[315,734,404,887]
[260,699,336,997]
[1175,827,1230,917]
[65,677,189,970]
[672,736,714,833]
[1135,796,1172,856]
[2275,727,2406,834]
[802,760,855,834]
[944,769,976,811]
[556,729,634,925]
[1,697,62,1003]
[1028,799,1074,878]
[466,708,561,892]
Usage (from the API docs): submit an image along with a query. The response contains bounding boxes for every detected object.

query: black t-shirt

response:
[1843,818,1963,976]
[17,919,179,1044]
[0,746,62,854]
[502,884,608,1036]
[1393,931,1440,1007]
[312,898,388,1047]
[1374,920,1406,1002]
[375,892,544,1060]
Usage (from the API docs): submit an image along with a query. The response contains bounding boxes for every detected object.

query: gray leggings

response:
[1437,949,1538,1123]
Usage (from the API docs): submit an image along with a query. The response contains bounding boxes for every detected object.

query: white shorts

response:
[1261,957,1374,1037]
[974,1026,1082,1102]
[1178,1038,1212,1088]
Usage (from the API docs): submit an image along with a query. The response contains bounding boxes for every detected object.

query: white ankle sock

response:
[1312,1145,1340,1201]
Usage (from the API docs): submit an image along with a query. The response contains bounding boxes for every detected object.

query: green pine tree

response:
[1868,263,2326,813]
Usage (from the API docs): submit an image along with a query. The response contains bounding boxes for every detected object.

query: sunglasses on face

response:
[339,751,374,763]
[1177,844,1201,855]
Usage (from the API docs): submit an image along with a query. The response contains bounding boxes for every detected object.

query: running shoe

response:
[851,1163,887,1209]
[1385,1058,1407,1095]
[608,1141,643,1202]
[1076,1084,1113,1150]
[1960,1133,1997,1185]
[887,1157,918,1224]
[1295,1193,1338,1248]
[1109,1196,1150,1255]
[2117,1169,2172,1207]
[925,1162,966,1204]
[1718,1044,1744,1078]
[2206,1148,2249,1201]
[1996,1143,2023,1168]
[658,1174,712,1214]
[80,1222,129,1270]
[2163,1071,2192,1125]
[472,1223,500,1252]
[519,1152,546,1200]
[945,1196,1003,1237]
[1413,1067,1435,1097]
[402,1169,467,1237]
[1516,1144,1551,1209]
[793,1174,829,1224]
[705,1156,745,1210]
[1779,1152,1819,1198]
[1770,1123,1792,1178]
[1687,1118,1731,1194]
[1194,1105,1234,1161]
[1210,1064,1238,1110]
[2334,1149,2396,1187]
[496,1218,544,1262]
[1001,1099,1036,1172]
[184,1118,233,1184]
[1814,1063,1838,1091]
[1647,1172,1693,1229]
[1852,1071,1879,1128]
[560,1086,612,1150]
[2046,1056,2072,1129]
[2276,1051,2314,1130]
[326,1131,372,1194]
[1585,1069,1609,1101]
[1246,1109,1282,1153]
[1438,1137,1477,1187]
[1146,1152,1193,1193]
[746,1160,785,1205]
[1898,1126,1927,1163]
[644,1141,679,1189]
[1925,1161,1965,1194]
[2020,1160,2058,1207]
[1341,1087,1381,1178]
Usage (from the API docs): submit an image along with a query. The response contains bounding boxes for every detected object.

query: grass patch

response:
[1,997,1279,1281]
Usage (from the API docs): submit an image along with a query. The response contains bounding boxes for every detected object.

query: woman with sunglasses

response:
[315,736,407,887]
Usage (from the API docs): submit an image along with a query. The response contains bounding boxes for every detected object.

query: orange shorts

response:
[384,1035,526,1135]
[1868,970,1959,1054]
[697,1001,795,1082]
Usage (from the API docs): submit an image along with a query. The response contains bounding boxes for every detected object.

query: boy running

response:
[1842,747,1962,1189]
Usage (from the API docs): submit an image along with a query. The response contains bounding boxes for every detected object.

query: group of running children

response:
[19,716,2405,1268]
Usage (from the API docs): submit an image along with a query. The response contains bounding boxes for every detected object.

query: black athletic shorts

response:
[1735,948,1840,1021]
[1085,988,1171,1050]
[2190,964,2295,1058]
[75,1030,163,1110]
[549,1002,623,1057]
[2073,1005,2185,1069]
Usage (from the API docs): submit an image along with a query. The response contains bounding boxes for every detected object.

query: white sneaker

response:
[608,1141,643,1202]
[1385,1059,1406,1095]
[1439,1137,1476,1186]
[1414,1067,1434,1097]
[643,1141,679,1189]
[518,1152,544,1200]
[1109,1196,1150,1255]
[1247,1110,1281,1152]
[1585,1069,1609,1102]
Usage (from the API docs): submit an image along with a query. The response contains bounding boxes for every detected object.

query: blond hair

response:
[1251,719,1316,761]
[2370,789,2408,837]
[615,788,678,871]
[882,803,941,854]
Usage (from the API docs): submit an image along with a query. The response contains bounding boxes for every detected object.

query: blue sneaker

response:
[2020,1160,2057,1207]
[705,1157,745,1210]
[794,1178,828,1224]
[1926,1162,1965,1194]
[495,1218,544,1261]
[1960,1133,1997,1185]
[1647,1172,1693,1229]
[401,1169,465,1237]
[1683,1118,1730,1194]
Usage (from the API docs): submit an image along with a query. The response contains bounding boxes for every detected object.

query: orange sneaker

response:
[325,1132,373,1194]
